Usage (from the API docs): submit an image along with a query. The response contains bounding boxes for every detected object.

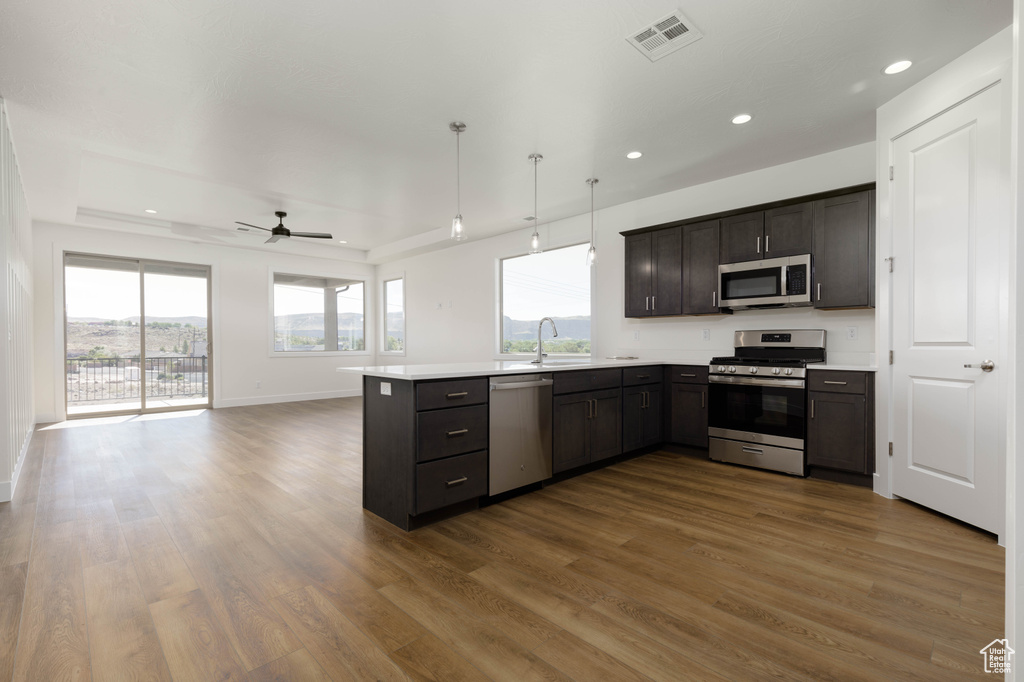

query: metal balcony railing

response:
[66,356,208,406]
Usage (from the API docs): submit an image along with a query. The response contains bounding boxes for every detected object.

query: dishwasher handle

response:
[489,378,554,391]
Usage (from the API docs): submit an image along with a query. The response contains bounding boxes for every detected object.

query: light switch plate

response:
[702,329,710,342]
[380,382,392,396]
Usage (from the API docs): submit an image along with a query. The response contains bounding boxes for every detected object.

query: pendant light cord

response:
[533,156,538,231]
[456,131,461,214]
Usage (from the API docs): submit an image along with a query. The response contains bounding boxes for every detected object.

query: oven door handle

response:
[708,375,805,388]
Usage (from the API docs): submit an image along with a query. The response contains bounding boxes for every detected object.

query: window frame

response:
[380,274,406,356]
[496,242,593,360]
[268,270,370,357]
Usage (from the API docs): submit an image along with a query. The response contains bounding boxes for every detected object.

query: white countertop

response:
[338,357,877,380]
[336,357,667,381]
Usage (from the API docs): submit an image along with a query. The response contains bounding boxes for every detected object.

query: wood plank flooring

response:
[0,398,1005,680]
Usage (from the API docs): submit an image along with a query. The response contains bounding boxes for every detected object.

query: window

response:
[273,273,365,352]
[500,243,591,355]
[382,277,405,353]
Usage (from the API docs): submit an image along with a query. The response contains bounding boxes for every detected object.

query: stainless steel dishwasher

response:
[488,374,553,495]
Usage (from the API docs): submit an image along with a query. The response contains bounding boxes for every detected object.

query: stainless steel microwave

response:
[718,254,812,310]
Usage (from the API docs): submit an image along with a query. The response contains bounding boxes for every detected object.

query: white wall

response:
[379,142,877,368]
[33,223,374,421]
[0,99,34,502]
[1009,0,1022,671]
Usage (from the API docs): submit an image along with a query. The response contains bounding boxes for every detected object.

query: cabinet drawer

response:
[808,370,868,394]
[416,378,488,411]
[669,365,708,384]
[415,450,487,514]
[416,405,488,463]
[553,368,622,395]
[622,365,663,386]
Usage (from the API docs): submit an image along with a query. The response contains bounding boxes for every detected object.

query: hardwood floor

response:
[0,397,1005,680]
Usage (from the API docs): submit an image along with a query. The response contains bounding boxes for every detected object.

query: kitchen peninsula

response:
[340,356,875,531]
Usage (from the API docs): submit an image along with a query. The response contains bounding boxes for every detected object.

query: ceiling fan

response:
[235,211,333,244]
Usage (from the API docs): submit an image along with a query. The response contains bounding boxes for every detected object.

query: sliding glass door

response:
[64,254,212,416]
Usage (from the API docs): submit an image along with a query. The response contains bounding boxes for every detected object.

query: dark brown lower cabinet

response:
[553,388,622,473]
[669,383,708,447]
[806,371,874,482]
[623,384,662,452]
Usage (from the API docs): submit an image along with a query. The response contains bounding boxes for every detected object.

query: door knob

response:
[964,360,995,372]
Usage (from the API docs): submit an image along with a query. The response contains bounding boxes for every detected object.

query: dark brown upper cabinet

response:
[719,211,764,263]
[764,202,814,258]
[624,227,681,317]
[812,190,875,309]
[682,219,725,315]
[720,203,813,264]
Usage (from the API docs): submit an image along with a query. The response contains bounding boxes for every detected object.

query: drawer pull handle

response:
[446,429,469,437]
[446,391,469,399]
[701,391,705,409]
[445,477,468,487]
[742,446,764,455]
[679,373,696,377]
[811,399,815,419]
[636,374,650,379]
[823,381,847,385]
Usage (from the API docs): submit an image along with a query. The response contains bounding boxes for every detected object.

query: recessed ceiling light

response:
[626,151,643,159]
[883,60,912,75]
[144,209,158,214]
[731,114,752,125]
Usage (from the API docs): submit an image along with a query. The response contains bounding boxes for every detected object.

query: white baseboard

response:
[214,388,362,409]
[1,424,33,503]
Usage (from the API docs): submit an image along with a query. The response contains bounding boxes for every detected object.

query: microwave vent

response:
[627,10,703,62]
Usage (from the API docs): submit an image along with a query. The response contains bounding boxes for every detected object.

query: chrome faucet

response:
[532,317,558,364]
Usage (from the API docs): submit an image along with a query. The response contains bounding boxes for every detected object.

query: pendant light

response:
[528,153,543,254]
[449,122,467,242]
[586,178,598,266]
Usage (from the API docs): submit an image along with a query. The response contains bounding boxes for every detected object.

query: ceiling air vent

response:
[627,10,703,62]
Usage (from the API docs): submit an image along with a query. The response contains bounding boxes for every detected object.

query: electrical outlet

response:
[847,326,858,340]
[633,331,640,341]
[702,329,710,342]
[380,382,392,396]
[255,380,261,389]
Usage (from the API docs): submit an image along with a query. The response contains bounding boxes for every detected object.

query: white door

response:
[890,81,1008,537]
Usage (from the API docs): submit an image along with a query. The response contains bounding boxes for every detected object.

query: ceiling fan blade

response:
[289,232,334,239]
[236,221,272,231]
[265,235,282,244]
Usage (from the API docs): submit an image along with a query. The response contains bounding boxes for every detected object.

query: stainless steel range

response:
[707,330,826,476]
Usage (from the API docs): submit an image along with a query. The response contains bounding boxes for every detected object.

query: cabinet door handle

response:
[445,391,468,399]
[586,399,592,419]
[645,296,649,311]
[679,373,696,377]
[712,291,716,307]
[701,391,705,409]
[593,399,598,418]
[756,236,761,254]
[445,476,468,487]
[823,380,847,386]
[652,296,656,310]
[446,428,469,437]
[817,282,822,301]
[644,391,649,409]
[810,399,815,419]
[765,234,769,253]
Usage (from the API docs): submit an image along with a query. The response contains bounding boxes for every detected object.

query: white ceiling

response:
[0,0,1012,261]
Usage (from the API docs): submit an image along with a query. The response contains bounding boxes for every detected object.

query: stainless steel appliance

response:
[488,374,553,495]
[708,330,826,476]
[718,254,812,309]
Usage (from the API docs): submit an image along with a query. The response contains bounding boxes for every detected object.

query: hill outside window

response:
[500,243,591,357]
[272,273,365,353]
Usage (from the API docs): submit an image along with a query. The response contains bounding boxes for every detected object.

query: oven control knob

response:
[717,365,725,373]
[749,367,758,374]
[772,368,781,375]
[728,366,736,373]
[784,368,793,375]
